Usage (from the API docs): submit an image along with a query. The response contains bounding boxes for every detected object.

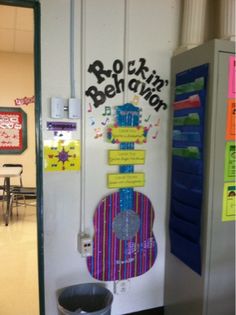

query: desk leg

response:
[5,177,10,226]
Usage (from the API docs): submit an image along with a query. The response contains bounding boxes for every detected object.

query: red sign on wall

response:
[0,107,27,154]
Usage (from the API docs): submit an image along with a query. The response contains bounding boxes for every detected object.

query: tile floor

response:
[0,201,39,315]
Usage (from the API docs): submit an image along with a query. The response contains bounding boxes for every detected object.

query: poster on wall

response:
[44,139,80,171]
[0,107,27,154]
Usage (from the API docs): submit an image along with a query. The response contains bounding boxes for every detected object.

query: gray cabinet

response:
[164,39,235,315]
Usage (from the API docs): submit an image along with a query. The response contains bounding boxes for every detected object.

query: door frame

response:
[0,1,44,314]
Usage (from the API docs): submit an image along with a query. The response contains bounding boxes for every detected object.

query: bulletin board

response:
[0,107,27,154]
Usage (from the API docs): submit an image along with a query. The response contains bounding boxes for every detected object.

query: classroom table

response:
[0,167,22,226]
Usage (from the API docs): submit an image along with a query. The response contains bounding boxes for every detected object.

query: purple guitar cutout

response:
[87,103,157,281]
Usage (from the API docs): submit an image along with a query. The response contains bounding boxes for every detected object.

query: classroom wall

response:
[40,1,181,314]
[0,52,35,187]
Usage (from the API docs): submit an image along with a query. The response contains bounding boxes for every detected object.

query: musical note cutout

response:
[101,117,110,126]
[152,119,161,140]
[154,118,160,126]
[88,103,92,112]
[152,130,159,139]
[144,114,151,122]
[132,95,140,105]
[147,124,152,131]
[102,106,111,116]
[94,128,103,139]
[89,117,95,126]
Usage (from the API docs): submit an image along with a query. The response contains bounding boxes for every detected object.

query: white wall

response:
[0,52,35,187]
[41,1,181,314]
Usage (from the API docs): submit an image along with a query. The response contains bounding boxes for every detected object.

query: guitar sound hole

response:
[113,210,140,240]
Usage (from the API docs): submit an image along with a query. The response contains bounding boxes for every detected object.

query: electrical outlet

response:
[114,280,130,295]
[78,234,93,257]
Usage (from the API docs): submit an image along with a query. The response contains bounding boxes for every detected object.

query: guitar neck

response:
[119,142,135,212]
[115,103,142,212]
[119,143,135,173]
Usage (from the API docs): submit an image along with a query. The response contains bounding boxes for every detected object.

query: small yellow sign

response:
[44,140,80,171]
[108,150,145,165]
[222,183,236,222]
[107,126,147,144]
[107,173,145,188]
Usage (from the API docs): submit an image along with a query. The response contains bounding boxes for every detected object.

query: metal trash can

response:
[58,283,113,315]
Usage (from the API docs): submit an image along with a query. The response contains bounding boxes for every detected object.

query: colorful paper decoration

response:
[87,103,157,281]
[0,107,27,154]
[14,96,35,106]
[44,139,80,171]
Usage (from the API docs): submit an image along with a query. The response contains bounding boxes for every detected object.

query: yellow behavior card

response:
[222,183,236,222]
[44,140,80,171]
[107,173,145,189]
[107,126,147,144]
[108,150,145,165]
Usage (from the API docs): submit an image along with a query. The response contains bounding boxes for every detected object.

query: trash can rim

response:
[58,283,113,315]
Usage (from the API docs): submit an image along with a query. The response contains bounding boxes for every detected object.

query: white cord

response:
[123,0,129,104]
[70,0,76,98]
[80,0,86,235]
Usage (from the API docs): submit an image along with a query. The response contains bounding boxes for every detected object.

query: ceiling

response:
[0,5,33,54]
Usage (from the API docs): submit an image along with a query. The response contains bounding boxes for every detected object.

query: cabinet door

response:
[206,51,235,315]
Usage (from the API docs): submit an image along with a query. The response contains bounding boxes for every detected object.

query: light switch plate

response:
[51,97,66,118]
[69,98,81,119]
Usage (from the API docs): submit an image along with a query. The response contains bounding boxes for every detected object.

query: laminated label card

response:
[108,150,145,165]
[107,126,147,144]
[107,173,145,188]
